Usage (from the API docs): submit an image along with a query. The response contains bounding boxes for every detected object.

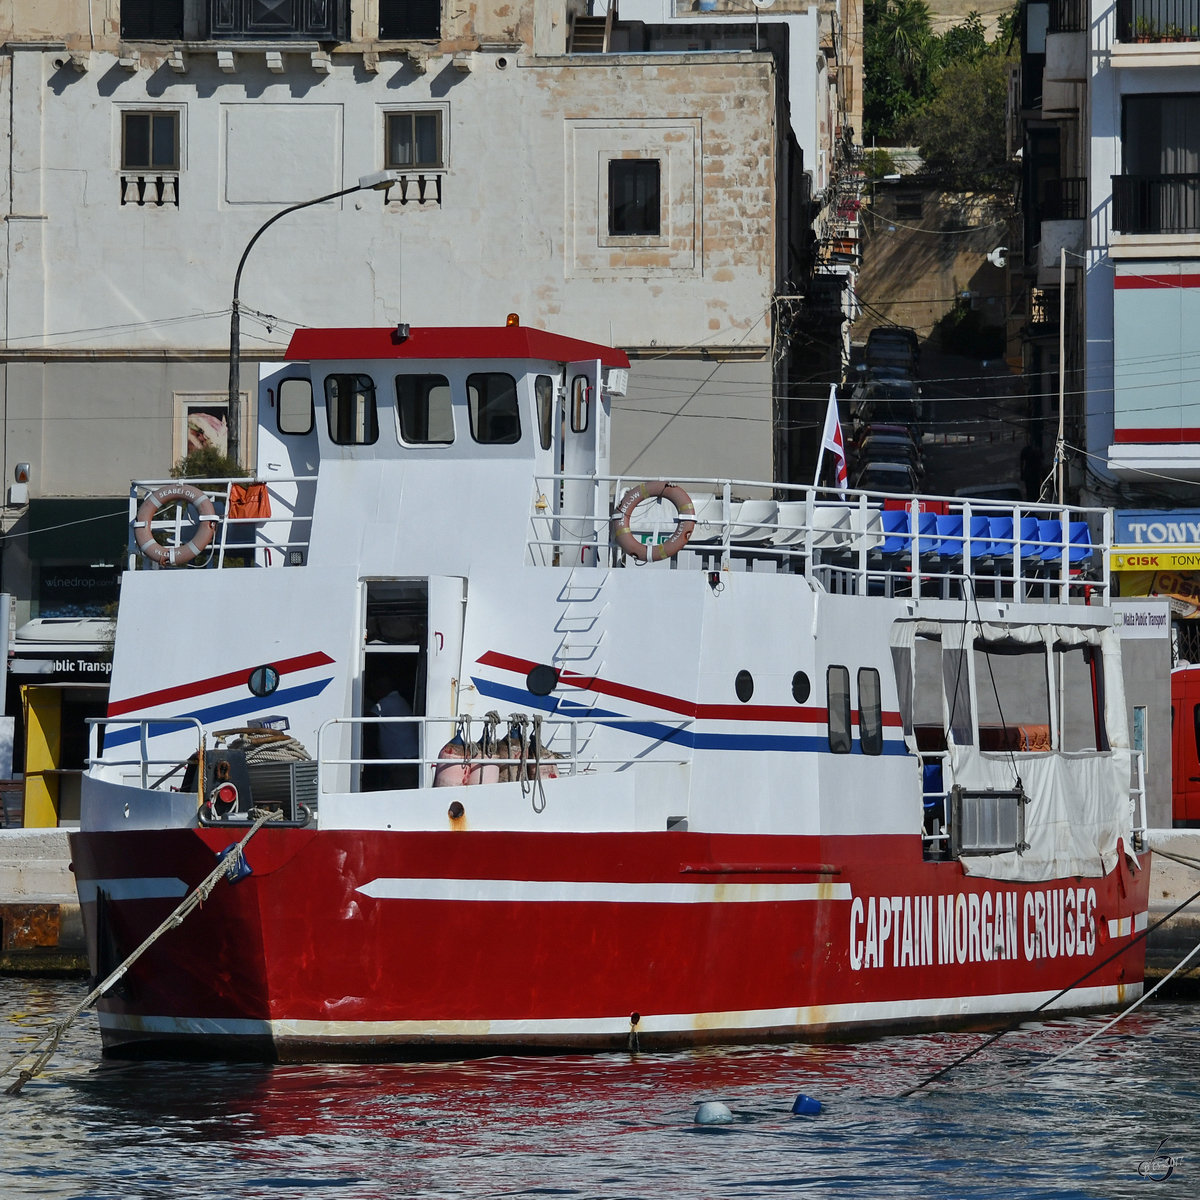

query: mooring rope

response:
[1028,933,1200,1075]
[897,878,1200,1098]
[1,808,280,1097]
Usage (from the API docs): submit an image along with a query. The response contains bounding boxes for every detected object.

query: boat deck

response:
[127,474,1108,606]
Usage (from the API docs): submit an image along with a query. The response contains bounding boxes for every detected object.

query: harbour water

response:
[1,977,1197,1199]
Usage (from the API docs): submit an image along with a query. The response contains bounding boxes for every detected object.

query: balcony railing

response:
[1049,0,1088,33]
[1116,0,1200,41]
[1041,177,1086,220]
[1112,173,1200,234]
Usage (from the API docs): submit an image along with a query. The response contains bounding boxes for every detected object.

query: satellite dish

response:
[752,0,776,8]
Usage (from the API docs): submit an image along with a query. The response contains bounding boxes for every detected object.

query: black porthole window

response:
[248,665,280,697]
[527,664,560,696]
[734,669,754,703]
[792,671,811,704]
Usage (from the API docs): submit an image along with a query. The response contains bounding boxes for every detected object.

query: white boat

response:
[69,318,1151,1060]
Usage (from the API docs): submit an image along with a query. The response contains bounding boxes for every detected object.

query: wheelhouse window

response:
[608,159,661,236]
[379,0,441,39]
[325,374,379,446]
[535,376,555,451]
[122,110,180,172]
[858,668,883,756]
[827,665,852,754]
[277,378,313,435]
[467,373,521,445]
[385,111,443,171]
[121,0,184,38]
[208,0,346,39]
[396,373,454,444]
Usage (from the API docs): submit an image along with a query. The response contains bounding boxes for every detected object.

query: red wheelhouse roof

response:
[285,325,630,368]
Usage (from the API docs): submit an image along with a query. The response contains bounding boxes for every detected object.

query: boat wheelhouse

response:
[70,319,1150,1060]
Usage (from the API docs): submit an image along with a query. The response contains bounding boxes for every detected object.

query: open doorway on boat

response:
[360,581,427,791]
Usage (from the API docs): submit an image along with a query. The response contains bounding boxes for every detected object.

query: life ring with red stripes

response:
[612,481,696,563]
[134,482,218,566]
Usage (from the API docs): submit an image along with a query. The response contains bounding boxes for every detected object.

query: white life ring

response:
[134,482,218,566]
[612,481,696,563]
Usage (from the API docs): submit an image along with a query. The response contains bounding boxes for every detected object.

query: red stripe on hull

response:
[68,828,1150,1059]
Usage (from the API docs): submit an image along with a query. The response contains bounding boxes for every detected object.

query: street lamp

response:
[226,169,401,466]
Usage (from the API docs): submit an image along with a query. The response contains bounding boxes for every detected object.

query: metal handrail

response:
[86,715,205,792]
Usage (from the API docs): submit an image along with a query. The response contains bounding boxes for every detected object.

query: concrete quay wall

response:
[0,829,85,973]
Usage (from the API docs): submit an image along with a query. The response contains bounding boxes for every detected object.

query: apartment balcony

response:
[1112,173,1200,234]
[1037,178,1086,283]
[1113,0,1200,66]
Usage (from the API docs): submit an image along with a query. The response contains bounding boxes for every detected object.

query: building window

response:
[121,0,184,38]
[379,0,441,39]
[208,0,346,40]
[1115,93,1200,234]
[396,374,454,444]
[122,111,180,172]
[608,160,661,236]
[385,111,443,170]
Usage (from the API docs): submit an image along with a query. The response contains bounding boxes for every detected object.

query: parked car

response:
[851,461,920,495]
[856,434,925,478]
[954,484,1023,504]
[865,326,920,375]
[851,376,925,424]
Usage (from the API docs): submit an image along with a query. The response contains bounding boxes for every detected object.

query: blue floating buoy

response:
[695,1101,733,1125]
[791,1094,822,1115]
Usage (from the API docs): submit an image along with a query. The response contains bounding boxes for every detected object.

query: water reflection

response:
[3,979,1200,1199]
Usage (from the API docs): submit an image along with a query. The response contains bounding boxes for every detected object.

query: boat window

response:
[974,641,1051,751]
[1057,643,1108,751]
[827,665,852,753]
[570,374,590,433]
[792,671,810,704]
[277,377,313,435]
[735,670,754,702]
[467,372,521,444]
[535,375,555,451]
[325,374,379,445]
[858,668,883,755]
[396,373,454,444]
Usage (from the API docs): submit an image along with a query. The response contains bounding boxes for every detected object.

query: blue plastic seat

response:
[1035,519,1064,564]
[987,516,1015,559]
[880,508,911,555]
[966,515,994,562]
[1067,521,1094,564]
[934,514,964,559]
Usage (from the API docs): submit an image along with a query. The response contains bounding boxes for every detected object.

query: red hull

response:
[68,827,1151,1060]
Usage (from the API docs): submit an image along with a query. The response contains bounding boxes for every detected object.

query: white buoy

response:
[694,1101,733,1125]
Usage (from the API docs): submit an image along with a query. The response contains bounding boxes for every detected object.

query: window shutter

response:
[121,0,185,39]
[379,0,441,40]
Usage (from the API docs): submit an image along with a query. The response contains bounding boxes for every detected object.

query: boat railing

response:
[127,475,318,570]
[86,715,205,793]
[528,474,1111,604]
[315,713,693,795]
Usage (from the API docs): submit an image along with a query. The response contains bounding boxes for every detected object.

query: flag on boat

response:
[815,385,848,492]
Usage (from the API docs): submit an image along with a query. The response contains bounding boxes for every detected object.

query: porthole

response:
[792,671,811,704]
[248,665,280,697]
[734,669,754,703]
[527,664,559,696]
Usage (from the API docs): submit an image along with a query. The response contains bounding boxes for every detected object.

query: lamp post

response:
[226,169,400,466]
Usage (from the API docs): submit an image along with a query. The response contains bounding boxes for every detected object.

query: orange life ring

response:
[134,482,218,566]
[612,481,696,563]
